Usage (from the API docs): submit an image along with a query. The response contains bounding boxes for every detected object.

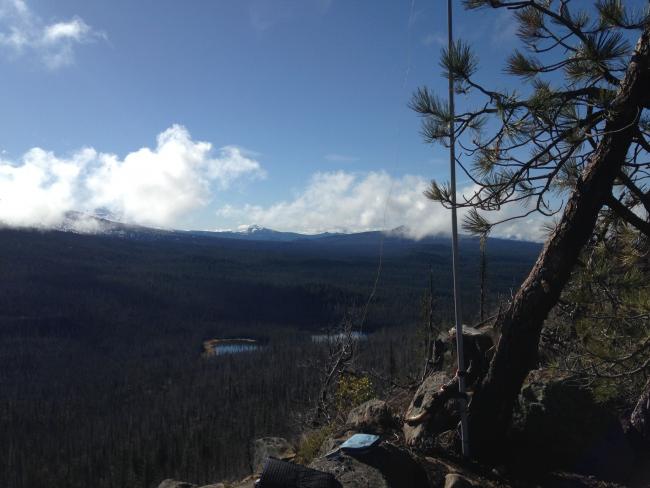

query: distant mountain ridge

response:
[192,224,340,242]
[46,212,542,255]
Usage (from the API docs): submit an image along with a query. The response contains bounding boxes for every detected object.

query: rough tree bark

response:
[631,378,650,445]
[468,25,650,460]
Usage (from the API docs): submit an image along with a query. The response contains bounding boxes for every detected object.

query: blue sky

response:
[0,0,606,239]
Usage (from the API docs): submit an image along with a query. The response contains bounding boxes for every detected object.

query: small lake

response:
[203,332,368,356]
[311,331,368,343]
[213,343,260,355]
[204,338,262,356]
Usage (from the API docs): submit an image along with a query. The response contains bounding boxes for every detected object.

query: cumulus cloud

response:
[0,125,265,229]
[0,0,102,68]
[217,170,550,242]
[0,146,91,228]
[42,17,90,43]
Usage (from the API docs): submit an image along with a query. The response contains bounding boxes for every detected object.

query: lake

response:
[311,331,368,343]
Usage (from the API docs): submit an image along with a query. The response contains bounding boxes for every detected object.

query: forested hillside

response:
[0,227,537,488]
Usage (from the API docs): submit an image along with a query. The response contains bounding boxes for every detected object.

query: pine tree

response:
[412,0,650,459]
[544,211,650,403]
[462,208,491,322]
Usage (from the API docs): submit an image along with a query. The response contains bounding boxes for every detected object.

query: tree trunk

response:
[479,235,480,322]
[468,25,650,461]
[630,378,650,445]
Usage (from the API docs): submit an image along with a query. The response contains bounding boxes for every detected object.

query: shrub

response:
[335,374,374,417]
[295,425,334,465]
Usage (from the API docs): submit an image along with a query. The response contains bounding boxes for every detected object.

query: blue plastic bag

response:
[339,433,381,453]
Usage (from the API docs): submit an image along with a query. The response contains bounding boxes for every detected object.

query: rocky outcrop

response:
[157,479,256,488]
[418,456,509,488]
[312,453,387,488]
[510,370,635,482]
[540,472,628,488]
[345,399,397,434]
[444,473,475,488]
[157,481,226,488]
[159,367,645,488]
[403,371,459,448]
[250,437,296,474]
[401,326,495,451]
[431,429,461,454]
[448,325,494,386]
[157,481,197,488]
[310,442,429,488]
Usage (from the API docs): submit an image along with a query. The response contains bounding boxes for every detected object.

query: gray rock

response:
[444,473,475,488]
[311,454,386,488]
[403,371,459,448]
[318,431,356,458]
[310,442,429,488]
[510,370,635,482]
[448,326,494,385]
[346,399,397,434]
[448,325,494,346]
[433,429,461,454]
[157,481,196,488]
[420,456,510,488]
[541,472,628,487]
[250,437,296,474]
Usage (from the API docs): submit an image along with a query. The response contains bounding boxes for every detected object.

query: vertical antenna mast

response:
[447,0,470,458]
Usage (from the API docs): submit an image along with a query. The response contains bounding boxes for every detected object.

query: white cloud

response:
[421,33,446,47]
[0,147,91,228]
[0,125,265,229]
[42,17,90,43]
[0,0,102,68]
[0,129,550,241]
[217,170,550,242]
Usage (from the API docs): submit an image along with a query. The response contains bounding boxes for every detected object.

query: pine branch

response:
[440,40,478,81]
[462,208,493,237]
[605,194,650,237]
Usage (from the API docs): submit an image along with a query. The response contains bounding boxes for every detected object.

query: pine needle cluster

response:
[412,0,650,237]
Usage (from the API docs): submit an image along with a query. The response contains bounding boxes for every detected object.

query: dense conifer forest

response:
[0,1,648,487]
[0,227,538,487]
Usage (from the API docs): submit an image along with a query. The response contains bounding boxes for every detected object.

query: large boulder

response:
[444,473,475,488]
[420,456,510,488]
[250,437,296,474]
[448,326,494,386]
[510,370,635,482]
[403,372,459,448]
[448,325,494,354]
[312,453,386,488]
[157,481,196,488]
[540,472,628,488]
[157,481,235,488]
[310,442,429,488]
[432,429,461,454]
[346,399,397,434]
